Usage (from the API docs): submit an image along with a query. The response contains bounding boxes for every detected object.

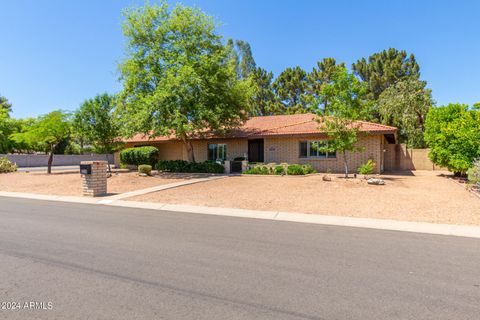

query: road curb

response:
[1,191,480,239]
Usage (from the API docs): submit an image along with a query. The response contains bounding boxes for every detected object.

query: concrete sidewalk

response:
[1,190,480,239]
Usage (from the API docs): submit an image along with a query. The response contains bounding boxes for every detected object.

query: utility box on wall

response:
[80,161,107,197]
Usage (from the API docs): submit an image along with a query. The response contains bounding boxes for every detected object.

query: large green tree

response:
[378,78,433,147]
[11,111,71,174]
[73,93,120,168]
[306,57,345,114]
[273,66,309,114]
[250,67,280,116]
[117,2,253,162]
[424,104,480,175]
[352,48,420,101]
[316,66,373,177]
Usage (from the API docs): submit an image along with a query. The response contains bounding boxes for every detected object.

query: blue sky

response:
[1,0,479,118]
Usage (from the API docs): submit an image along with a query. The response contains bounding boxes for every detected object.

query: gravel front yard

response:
[0,171,187,196]
[130,171,480,226]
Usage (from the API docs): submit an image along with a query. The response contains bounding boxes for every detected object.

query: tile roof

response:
[124,113,397,142]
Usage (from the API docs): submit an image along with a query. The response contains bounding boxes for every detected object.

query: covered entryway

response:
[248,139,264,162]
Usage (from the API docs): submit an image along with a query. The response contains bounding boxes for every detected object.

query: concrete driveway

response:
[0,197,479,319]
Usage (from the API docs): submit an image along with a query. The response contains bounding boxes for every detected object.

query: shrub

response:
[244,163,315,175]
[273,165,285,175]
[358,159,376,175]
[467,158,480,188]
[243,165,270,175]
[0,157,17,173]
[120,146,159,166]
[155,160,224,173]
[138,164,152,175]
[301,164,316,174]
[287,164,304,175]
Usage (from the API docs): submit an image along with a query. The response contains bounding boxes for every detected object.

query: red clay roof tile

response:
[124,113,397,142]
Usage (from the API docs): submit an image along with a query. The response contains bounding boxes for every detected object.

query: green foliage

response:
[301,164,316,174]
[0,157,17,173]
[306,57,346,114]
[155,160,224,173]
[244,163,315,175]
[138,164,152,175]
[467,159,480,188]
[243,165,270,175]
[73,93,120,154]
[250,67,279,116]
[10,111,71,173]
[0,95,12,113]
[352,48,420,101]
[120,146,159,166]
[357,159,376,175]
[286,164,305,175]
[273,66,310,114]
[424,104,480,174]
[378,78,433,147]
[316,66,372,177]
[117,2,253,162]
[273,165,285,175]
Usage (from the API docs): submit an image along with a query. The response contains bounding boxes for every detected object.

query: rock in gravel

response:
[138,173,148,177]
[367,178,385,185]
[322,175,332,181]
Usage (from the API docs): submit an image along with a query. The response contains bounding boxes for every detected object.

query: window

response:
[299,141,336,159]
[208,144,227,161]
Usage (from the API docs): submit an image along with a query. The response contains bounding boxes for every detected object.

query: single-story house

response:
[121,113,397,173]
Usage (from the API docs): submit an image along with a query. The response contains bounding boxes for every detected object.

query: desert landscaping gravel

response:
[0,171,186,196]
[130,170,480,226]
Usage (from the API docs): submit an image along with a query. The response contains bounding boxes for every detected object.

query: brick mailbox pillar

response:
[80,161,107,197]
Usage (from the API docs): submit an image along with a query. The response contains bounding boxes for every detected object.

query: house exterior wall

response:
[190,139,248,162]
[123,135,384,173]
[263,135,383,174]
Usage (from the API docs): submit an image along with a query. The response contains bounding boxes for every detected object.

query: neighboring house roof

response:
[124,113,397,143]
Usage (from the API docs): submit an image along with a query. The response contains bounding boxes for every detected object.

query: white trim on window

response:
[299,140,336,159]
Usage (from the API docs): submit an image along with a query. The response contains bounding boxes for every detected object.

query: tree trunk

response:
[47,146,54,174]
[343,152,348,178]
[181,136,195,162]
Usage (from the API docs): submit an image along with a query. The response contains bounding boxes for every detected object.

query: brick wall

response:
[264,135,383,173]
[81,161,107,197]
[122,135,385,173]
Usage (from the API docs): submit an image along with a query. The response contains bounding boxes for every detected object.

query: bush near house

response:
[0,157,17,173]
[244,163,316,175]
[120,146,159,166]
[155,160,224,173]
[358,159,376,175]
[138,164,152,176]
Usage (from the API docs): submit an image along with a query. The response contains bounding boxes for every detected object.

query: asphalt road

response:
[0,197,479,320]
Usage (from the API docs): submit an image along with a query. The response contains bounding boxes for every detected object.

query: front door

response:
[248,139,264,162]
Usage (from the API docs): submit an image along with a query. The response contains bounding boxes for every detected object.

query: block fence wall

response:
[1,154,114,167]
[383,144,444,171]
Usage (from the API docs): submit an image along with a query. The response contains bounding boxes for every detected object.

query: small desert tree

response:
[117,2,253,162]
[11,111,71,174]
[316,67,372,178]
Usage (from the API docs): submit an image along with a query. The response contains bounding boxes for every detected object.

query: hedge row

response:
[120,146,159,166]
[243,163,316,175]
[155,160,224,173]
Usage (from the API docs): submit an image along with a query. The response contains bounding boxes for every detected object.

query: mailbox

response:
[80,164,92,175]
